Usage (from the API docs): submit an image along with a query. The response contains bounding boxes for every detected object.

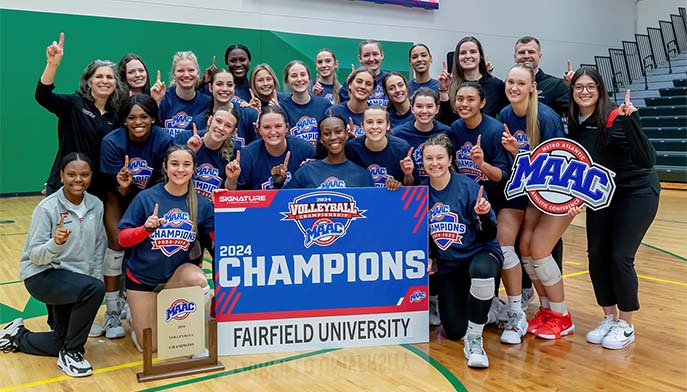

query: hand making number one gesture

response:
[270,151,290,189]
[563,59,574,86]
[473,185,491,216]
[225,150,241,181]
[187,123,204,153]
[144,203,166,233]
[400,147,415,176]
[438,61,453,91]
[469,135,484,168]
[202,56,217,84]
[116,155,132,196]
[151,70,166,104]
[501,124,519,155]
[618,89,637,116]
[54,214,71,245]
[46,32,65,66]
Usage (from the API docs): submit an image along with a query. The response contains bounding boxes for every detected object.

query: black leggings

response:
[586,186,659,312]
[436,251,502,340]
[17,268,105,356]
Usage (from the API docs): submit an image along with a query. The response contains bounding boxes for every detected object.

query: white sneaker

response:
[429,295,441,327]
[88,323,104,338]
[585,314,617,344]
[104,310,125,339]
[487,297,509,326]
[463,334,489,368]
[57,349,93,377]
[120,302,130,322]
[521,288,535,311]
[601,319,635,350]
[0,318,24,352]
[500,311,528,344]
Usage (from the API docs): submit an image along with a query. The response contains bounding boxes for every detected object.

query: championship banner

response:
[505,138,616,216]
[213,187,429,355]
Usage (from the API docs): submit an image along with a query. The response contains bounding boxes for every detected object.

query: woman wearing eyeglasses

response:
[566,68,659,350]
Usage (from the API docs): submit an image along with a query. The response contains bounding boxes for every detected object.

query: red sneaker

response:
[534,311,575,340]
[527,307,552,334]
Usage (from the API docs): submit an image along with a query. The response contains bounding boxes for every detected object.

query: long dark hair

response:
[567,68,614,137]
[117,53,151,95]
[449,37,489,109]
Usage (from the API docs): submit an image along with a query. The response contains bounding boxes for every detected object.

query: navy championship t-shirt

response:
[237,135,316,190]
[285,160,374,189]
[345,135,415,188]
[159,87,212,138]
[279,95,332,147]
[101,125,173,195]
[392,120,451,177]
[119,183,214,285]
[499,102,565,152]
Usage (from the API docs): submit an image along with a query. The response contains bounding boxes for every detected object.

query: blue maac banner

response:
[213,187,429,355]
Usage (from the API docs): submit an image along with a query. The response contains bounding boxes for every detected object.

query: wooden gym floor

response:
[0,190,685,392]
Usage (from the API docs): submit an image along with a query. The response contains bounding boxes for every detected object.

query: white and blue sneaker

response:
[0,318,24,353]
[57,349,93,377]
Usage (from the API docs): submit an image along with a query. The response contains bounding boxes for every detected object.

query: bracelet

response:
[438,88,448,93]
[144,225,155,233]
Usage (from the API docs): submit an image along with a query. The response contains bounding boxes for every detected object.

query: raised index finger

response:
[235,150,241,164]
[156,70,161,83]
[59,214,64,228]
[124,155,130,169]
[58,32,64,49]
[153,203,159,217]
[624,89,631,103]
[567,59,572,72]
[407,146,414,158]
[442,61,447,72]
[476,135,481,147]
[477,185,484,202]
[193,123,198,136]
[212,55,216,66]
[283,151,291,168]
[503,123,512,135]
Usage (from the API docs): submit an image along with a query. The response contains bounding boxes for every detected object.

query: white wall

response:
[635,0,684,33]
[3,0,638,79]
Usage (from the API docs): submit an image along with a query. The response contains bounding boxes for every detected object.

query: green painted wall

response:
[0,9,411,195]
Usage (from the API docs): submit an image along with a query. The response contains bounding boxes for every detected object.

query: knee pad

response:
[521,256,538,281]
[103,249,124,276]
[533,255,562,286]
[501,246,520,270]
[470,278,495,301]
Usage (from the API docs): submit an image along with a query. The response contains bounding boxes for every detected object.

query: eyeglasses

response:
[573,83,598,93]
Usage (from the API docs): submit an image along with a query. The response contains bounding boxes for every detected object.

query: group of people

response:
[0,31,659,375]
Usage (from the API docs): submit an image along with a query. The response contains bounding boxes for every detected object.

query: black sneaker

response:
[0,318,23,353]
[57,349,93,377]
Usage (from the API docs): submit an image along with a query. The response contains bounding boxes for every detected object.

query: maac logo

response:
[165,299,197,322]
[409,290,427,303]
[368,164,389,188]
[164,112,193,137]
[455,141,487,182]
[281,191,366,248]
[129,157,153,189]
[194,163,222,200]
[429,203,466,250]
[367,86,388,106]
[319,176,346,189]
[149,208,196,256]
[291,116,319,147]
[513,129,529,152]
[505,138,616,216]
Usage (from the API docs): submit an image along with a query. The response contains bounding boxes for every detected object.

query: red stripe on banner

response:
[220,303,425,322]
[414,191,427,218]
[401,186,412,201]
[412,205,428,234]
[403,187,419,210]
[226,291,242,315]
[415,186,425,201]
[220,287,238,315]
[215,291,225,312]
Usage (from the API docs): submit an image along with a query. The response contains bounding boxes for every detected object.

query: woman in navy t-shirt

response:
[119,145,214,352]
[312,49,341,105]
[286,112,374,189]
[382,72,414,129]
[329,67,376,138]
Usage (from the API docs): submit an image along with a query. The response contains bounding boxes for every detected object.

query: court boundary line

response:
[401,344,468,392]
